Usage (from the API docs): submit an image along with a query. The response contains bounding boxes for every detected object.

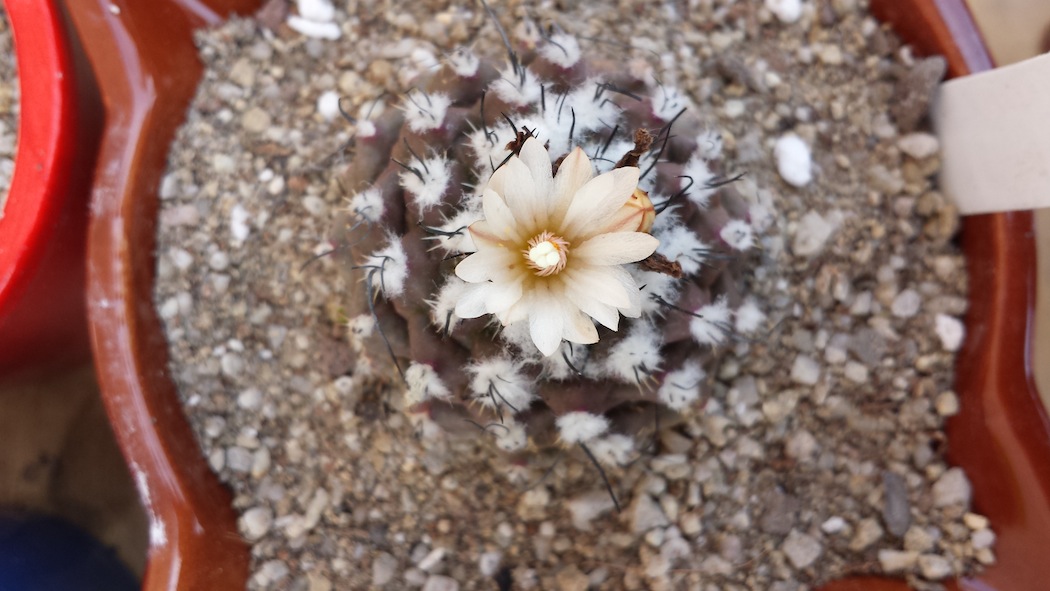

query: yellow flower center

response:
[524,231,570,276]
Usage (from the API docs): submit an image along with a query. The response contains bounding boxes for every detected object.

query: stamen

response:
[524,231,570,276]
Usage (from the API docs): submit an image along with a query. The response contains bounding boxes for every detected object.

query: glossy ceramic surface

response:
[71,0,1050,589]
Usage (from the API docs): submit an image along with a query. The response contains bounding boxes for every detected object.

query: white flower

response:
[454,137,659,356]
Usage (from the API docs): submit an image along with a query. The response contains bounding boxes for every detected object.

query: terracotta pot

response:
[68,0,1050,589]
[0,0,98,374]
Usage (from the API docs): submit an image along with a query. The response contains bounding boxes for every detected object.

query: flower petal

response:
[529,291,567,356]
[454,284,491,319]
[564,288,620,331]
[550,147,594,223]
[483,275,524,313]
[455,247,517,283]
[518,137,554,222]
[466,219,504,249]
[573,232,659,266]
[559,167,641,240]
[563,309,600,345]
[482,187,522,242]
[562,265,633,310]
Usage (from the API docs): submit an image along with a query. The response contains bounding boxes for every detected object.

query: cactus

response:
[332,22,766,471]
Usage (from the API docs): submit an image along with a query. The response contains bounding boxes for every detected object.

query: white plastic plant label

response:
[934,51,1050,215]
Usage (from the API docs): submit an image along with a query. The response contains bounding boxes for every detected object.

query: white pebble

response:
[790,355,821,385]
[891,289,922,318]
[238,388,263,410]
[917,554,952,580]
[478,551,502,577]
[934,391,960,417]
[843,361,869,383]
[935,314,964,351]
[932,467,972,508]
[898,133,940,159]
[230,204,250,244]
[792,210,835,257]
[296,0,335,22]
[782,530,823,569]
[774,134,813,187]
[878,549,919,572]
[208,251,230,271]
[317,90,342,121]
[971,528,996,550]
[765,0,803,23]
[821,516,846,534]
[240,507,273,540]
[287,16,341,39]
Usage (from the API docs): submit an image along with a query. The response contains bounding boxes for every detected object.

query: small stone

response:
[934,391,960,416]
[843,361,869,383]
[790,355,821,385]
[903,526,935,552]
[238,388,263,409]
[416,547,445,572]
[567,490,616,530]
[239,507,272,540]
[932,468,972,507]
[971,528,996,549]
[892,57,947,132]
[228,58,255,88]
[898,133,940,159]
[850,518,884,551]
[781,530,822,569]
[891,289,922,318]
[307,573,332,591]
[963,513,990,530]
[774,134,813,187]
[878,549,919,572]
[819,45,844,66]
[226,446,253,472]
[554,565,589,591]
[630,494,670,534]
[935,314,965,351]
[208,251,230,271]
[793,211,835,257]
[917,554,952,580]
[882,471,912,537]
[821,516,846,534]
[765,0,802,24]
[372,552,398,586]
[241,107,272,134]
[785,430,818,463]
[478,551,502,577]
[421,575,459,591]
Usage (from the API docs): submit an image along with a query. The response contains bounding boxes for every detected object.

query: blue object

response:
[0,511,139,591]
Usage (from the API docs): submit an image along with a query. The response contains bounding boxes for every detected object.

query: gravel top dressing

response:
[0,5,19,217]
[155,1,991,589]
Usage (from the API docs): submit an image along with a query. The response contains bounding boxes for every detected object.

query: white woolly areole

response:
[734,299,767,334]
[354,119,377,138]
[404,362,451,406]
[589,434,636,466]
[494,421,528,452]
[604,322,662,384]
[652,85,693,122]
[499,321,541,357]
[491,64,543,107]
[689,296,732,346]
[682,154,718,207]
[542,341,589,380]
[695,128,724,161]
[467,357,536,413]
[364,237,408,298]
[658,361,705,411]
[346,314,375,350]
[429,277,469,333]
[556,411,610,444]
[425,206,481,254]
[538,32,582,68]
[774,133,813,187]
[399,156,451,212]
[404,91,452,133]
[448,48,480,77]
[568,83,621,135]
[631,268,681,316]
[720,219,755,250]
[656,223,709,276]
[347,187,384,222]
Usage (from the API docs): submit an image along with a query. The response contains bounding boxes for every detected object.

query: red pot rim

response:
[0,0,92,372]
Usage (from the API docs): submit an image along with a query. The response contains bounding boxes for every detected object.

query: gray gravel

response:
[155,1,995,589]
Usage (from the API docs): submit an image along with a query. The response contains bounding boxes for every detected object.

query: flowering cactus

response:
[333,25,766,470]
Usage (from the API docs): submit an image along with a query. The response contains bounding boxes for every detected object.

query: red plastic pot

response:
[67,0,1050,589]
[0,0,98,374]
